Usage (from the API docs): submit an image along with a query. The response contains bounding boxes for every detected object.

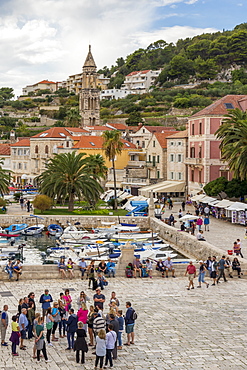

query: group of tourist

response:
[185,255,243,290]
[0,287,136,369]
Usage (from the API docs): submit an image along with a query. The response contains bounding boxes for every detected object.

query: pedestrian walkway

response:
[162,202,247,258]
[0,276,246,369]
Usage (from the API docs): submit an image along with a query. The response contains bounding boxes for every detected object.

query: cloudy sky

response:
[0,0,246,96]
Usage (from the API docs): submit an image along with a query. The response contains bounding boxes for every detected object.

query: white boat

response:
[62,225,89,240]
[110,232,158,241]
[93,224,140,233]
[135,249,177,261]
[21,224,45,235]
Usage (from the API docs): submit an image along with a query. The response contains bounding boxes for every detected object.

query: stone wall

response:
[150,217,247,268]
[0,215,150,229]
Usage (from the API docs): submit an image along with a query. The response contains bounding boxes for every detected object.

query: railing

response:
[184,157,202,165]
[127,160,146,167]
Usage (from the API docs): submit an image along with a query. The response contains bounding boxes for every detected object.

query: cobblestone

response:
[0,275,246,369]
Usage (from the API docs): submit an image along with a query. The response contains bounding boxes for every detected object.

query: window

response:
[35,145,38,154]
[136,140,140,146]
[190,147,195,158]
[198,147,202,158]
[153,141,155,148]
[131,155,135,161]
[142,141,145,148]
[18,163,22,169]
[45,145,49,154]
[89,142,96,146]
[191,123,195,136]
[18,149,22,155]
[24,163,27,170]
[224,103,234,109]
[191,169,194,182]
[199,170,202,183]
[178,141,182,146]
[157,155,160,163]
[178,172,182,180]
[170,141,174,146]
[170,172,174,180]
[143,129,145,133]
[178,154,182,162]
[23,149,26,155]
[199,122,202,135]
[152,156,156,166]
[148,155,151,162]
[157,170,160,179]
[35,159,38,168]
[170,154,174,162]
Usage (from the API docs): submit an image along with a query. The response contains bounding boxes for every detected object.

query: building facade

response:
[167,129,188,186]
[122,69,162,94]
[185,95,247,194]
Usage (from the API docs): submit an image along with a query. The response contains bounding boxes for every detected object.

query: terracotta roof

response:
[144,126,177,133]
[38,80,56,84]
[86,126,113,131]
[106,123,128,130]
[127,126,139,133]
[167,129,188,139]
[31,127,87,139]
[73,136,136,149]
[154,131,178,149]
[0,144,10,155]
[10,138,30,147]
[191,95,246,118]
[126,70,150,77]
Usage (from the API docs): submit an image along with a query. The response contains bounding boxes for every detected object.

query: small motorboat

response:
[21,224,45,235]
[62,225,88,239]
[47,224,63,237]
[4,223,28,235]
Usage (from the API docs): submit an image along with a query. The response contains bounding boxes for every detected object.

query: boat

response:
[110,232,158,241]
[93,224,140,233]
[4,223,28,235]
[21,224,45,235]
[47,224,63,237]
[62,225,89,239]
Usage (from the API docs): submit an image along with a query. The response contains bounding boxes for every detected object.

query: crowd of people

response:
[185,255,243,290]
[0,287,137,369]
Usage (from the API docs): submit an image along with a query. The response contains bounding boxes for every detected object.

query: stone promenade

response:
[0,275,246,370]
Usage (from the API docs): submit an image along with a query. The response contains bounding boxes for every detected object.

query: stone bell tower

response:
[79,45,100,127]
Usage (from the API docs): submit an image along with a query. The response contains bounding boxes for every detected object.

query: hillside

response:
[99,23,247,88]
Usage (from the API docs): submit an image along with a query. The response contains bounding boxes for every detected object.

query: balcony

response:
[122,177,149,186]
[127,160,146,167]
[184,157,203,165]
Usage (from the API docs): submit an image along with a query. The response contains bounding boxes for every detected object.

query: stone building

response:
[167,129,188,183]
[79,46,100,127]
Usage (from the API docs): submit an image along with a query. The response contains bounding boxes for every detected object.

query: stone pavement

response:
[0,275,246,370]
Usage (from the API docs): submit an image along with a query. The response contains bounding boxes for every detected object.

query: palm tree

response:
[0,160,10,195]
[36,152,103,211]
[84,154,108,180]
[102,130,123,210]
[216,108,247,180]
[65,108,81,127]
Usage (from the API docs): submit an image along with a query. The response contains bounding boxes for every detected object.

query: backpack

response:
[125,269,133,278]
[131,309,137,321]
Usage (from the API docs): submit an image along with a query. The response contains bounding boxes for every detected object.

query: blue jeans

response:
[108,268,116,277]
[59,320,66,336]
[198,272,205,283]
[67,332,75,349]
[117,331,122,346]
[105,348,113,367]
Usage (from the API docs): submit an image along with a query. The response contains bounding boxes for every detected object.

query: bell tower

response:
[79,45,100,127]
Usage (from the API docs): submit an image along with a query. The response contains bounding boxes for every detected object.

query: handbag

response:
[46,322,53,330]
[53,312,61,322]
[17,332,21,338]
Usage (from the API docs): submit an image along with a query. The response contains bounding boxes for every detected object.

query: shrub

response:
[33,195,53,213]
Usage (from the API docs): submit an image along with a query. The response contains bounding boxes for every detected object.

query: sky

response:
[0,0,246,96]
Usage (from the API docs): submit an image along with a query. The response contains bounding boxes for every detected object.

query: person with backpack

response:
[124,301,136,346]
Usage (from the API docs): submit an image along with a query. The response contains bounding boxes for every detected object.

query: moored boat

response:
[21,224,45,235]
[47,224,63,237]
[4,223,28,235]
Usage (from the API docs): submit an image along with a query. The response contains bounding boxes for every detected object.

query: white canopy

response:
[214,199,234,208]
[191,194,206,202]
[226,202,247,211]
[138,181,185,197]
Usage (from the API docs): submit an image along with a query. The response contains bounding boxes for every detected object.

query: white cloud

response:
[132,25,218,47]
[185,0,198,4]
[0,0,215,96]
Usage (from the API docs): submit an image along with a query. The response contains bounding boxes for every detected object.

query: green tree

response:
[33,195,53,213]
[65,108,81,127]
[36,152,103,211]
[204,176,228,197]
[102,130,123,210]
[216,108,247,180]
[194,57,218,80]
[84,154,108,180]
[125,111,144,125]
[0,160,10,195]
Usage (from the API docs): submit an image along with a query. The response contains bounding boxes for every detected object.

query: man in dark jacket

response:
[66,308,78,350]
[109,313,119,360]
[124,301,135,346]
